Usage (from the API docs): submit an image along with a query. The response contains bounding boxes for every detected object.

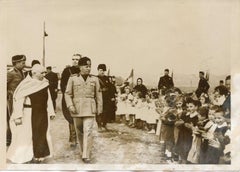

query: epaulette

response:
[7,68,14,72]
[89,74,97,78]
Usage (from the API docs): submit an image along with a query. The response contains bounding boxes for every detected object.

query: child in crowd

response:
[175,98,199,164]
[123,86,134,125]
[155,94,165,136]
[116,86,127,123]
[160,94,177,160]
[128,91,139,127]
[187,106,210,164]
[201,109,230,164]
[146,93,159,134]
[212,86,228,106]
[173,95,185,162]
[139,94,149,130]
[199,93,210,107]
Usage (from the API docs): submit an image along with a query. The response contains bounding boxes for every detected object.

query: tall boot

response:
[69,124,77,147]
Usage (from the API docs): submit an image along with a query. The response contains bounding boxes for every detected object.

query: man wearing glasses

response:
[60,54,82,147]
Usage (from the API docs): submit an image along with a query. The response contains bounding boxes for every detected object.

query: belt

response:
[74,96,94,98]
[23,104,32,108]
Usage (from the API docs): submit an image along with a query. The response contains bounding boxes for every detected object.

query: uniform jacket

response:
[65,74,103,117]
[7,68,25,114]
[60,66,80,93]
[158,75,174,90]
[45,71,58,90]
[7,68,25,97]
[196,78,210,98]
[97,75,110,95]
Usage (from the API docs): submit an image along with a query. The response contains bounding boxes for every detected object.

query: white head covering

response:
[31,64,45,74]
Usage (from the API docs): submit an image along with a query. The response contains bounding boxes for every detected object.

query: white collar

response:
[186,111,198,118]
[217,122,227,128]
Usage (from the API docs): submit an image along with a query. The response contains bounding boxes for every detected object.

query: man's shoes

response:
[30,158,44,164]
[148,129,156,134]
[6,140,11,147]
[70,141,77,147]
[98,127,103,132]
[82,158,91,163]
[103,126,109,131]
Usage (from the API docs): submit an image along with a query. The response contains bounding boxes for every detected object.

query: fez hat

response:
[164,69,169,72]
[78,56,91,66]
[97,64,107,71]
[12,55,26,63]
[46,66,52,70]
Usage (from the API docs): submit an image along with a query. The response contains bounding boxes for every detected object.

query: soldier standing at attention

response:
[65,57,102,163]
[97,64,111,131]
[158,69,174,95]
[195,71,210,98]
[60,54,81,147]
[45,66,59,111]
[7,55,26,146]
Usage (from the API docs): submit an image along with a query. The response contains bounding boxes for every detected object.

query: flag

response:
[44,31,48,37]
[107,69,110,76]
[126,69,134,81]
[205,71,210,81]
[171,70,173,79]
[126,69,134,89]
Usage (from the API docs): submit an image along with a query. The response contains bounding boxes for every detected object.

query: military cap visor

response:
[46,66,52,70]
[12,55,26,63]
[97,64,107,71]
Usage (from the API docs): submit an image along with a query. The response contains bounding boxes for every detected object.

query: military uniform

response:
[7,67,25,138]
[60,66,80,144]
[45,71,58,110]
[108,82,117,122]
[158,75,174,95]
[65,74,102,160]
[7,68,25,113]
[195,78,210,98]
[97,75,112,127]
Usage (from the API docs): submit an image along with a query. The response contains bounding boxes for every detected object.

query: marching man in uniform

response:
[65,56,103,163]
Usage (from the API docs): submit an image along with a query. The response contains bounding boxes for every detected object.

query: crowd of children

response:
[115,82,231,164]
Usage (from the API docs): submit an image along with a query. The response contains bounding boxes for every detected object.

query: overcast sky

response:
[0,0,233,86]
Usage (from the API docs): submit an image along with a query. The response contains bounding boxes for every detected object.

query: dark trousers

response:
[62,94,76,143]
[96,113,107,128]
[50,89,57,111]
[7,108,11,146]
[62,94,74,124]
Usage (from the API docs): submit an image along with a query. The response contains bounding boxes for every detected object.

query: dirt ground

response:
[44,93,167,164]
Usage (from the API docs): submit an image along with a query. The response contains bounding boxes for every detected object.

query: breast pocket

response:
[89,81,96,92]
[73,83,82,94]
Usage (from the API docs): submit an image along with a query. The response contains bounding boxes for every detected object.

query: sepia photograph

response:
[1,0,240,170]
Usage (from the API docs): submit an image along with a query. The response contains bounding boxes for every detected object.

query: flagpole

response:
[132,69,134,89]
[43,21,45,67]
